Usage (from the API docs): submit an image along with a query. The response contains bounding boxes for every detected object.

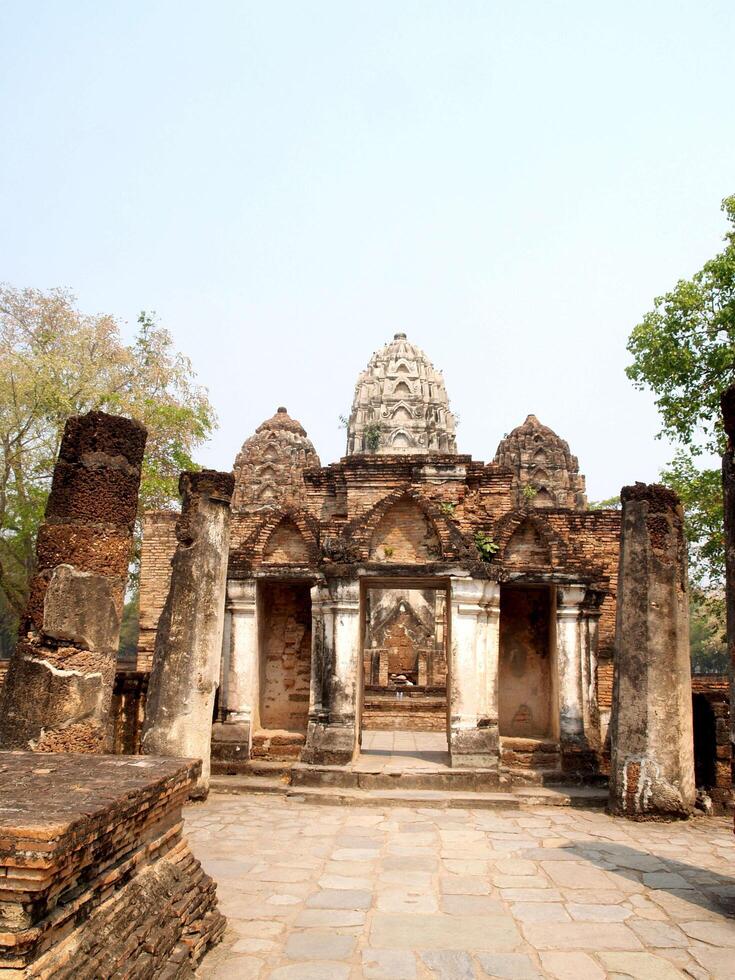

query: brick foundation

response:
[0,752,224,976]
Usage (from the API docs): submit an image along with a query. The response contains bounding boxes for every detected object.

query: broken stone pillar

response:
[302,577,361,765]
[448,577,500,772]
[141,470,234,797]
[0,411,146,752]
[211,579,258,773]
[721,385,735,752]
[609,483,695,818]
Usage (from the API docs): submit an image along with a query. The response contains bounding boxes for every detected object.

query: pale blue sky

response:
[1,1,734,499]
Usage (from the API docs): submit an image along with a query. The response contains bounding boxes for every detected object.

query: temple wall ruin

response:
[137,510,178,672]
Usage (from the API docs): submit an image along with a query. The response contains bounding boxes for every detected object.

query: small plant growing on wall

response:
[364,422,383,452]
[474,531,499,562]
[383,546,394,558]
[439,501,456,516]
[522,484,538,501]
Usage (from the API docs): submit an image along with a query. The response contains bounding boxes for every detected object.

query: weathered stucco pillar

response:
[721,385,735,752]
[609,483,695,819]
[302,577,360,765]
[448,577,500,772]
[141,470,234,797]
[211,579,258,770]
[0,411,146,752]
[555,585,586,749]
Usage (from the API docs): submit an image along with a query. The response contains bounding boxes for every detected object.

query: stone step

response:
[207,775,608,810]
[211,758,293,778]
[290,762,501,793]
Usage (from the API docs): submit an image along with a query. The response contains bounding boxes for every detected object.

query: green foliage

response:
[660,453,724,585]
[589,495,621,510]
[0,287,216,653]
[521,484,538,501]
[474,530,499,561]
[626,195,735,591]
[439,501,456,516]
[383,546,394,558]
[690,589,728,674]
[626,195,735,458]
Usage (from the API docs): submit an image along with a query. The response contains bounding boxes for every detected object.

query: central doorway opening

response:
[359,581,450,769]
[499,584,556,739]
[253,580,312,761]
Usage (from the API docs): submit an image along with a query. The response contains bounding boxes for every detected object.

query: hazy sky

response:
[2,2,734,499]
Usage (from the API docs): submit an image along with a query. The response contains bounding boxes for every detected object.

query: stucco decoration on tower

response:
[232,407,321,511]
[346,333,457,455]
[494,414,587,510]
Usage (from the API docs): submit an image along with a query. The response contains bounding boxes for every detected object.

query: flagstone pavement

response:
[189,794,735,979]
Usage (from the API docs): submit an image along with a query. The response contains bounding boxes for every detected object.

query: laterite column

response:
[0,411,146,752]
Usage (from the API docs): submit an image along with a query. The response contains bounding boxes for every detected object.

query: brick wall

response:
[263,519,311,564]
[137,510,178,671]
[369,497,442,562]
[258,582,311,733]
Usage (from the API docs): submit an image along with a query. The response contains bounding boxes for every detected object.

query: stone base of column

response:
[301,720,356,766]
[449,724,499,771]
[211,720,251,774]
[609,757,693,820]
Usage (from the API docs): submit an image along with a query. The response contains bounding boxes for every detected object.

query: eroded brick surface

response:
[0,752,224,976]
[0,411,146,753]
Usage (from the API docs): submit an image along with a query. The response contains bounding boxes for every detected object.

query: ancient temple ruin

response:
[138,333,631,783]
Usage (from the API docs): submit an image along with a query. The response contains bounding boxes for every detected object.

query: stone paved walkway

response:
[356,731,450,772]
[190,794,735,979]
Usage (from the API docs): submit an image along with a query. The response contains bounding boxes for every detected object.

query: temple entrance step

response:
[211,758,294,778]
[207,775,608,810]
[291,762,500,793]
[251,729,305,761]
[499,736,562,784]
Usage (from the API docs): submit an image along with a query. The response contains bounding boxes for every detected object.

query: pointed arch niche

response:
[369,498,442,563]
[504,517,552,568]
[263,517,310,564]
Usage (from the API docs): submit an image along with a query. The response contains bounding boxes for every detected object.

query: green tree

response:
[0,286,216,651]
[690,590,728,674]
[626,195,735,592]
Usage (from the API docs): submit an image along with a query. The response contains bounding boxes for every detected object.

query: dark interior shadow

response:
[562,841,735,918]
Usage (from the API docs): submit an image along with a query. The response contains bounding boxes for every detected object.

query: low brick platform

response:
[0,752,225,977]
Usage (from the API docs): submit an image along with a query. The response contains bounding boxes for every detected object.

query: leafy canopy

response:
[626,196,735,592]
